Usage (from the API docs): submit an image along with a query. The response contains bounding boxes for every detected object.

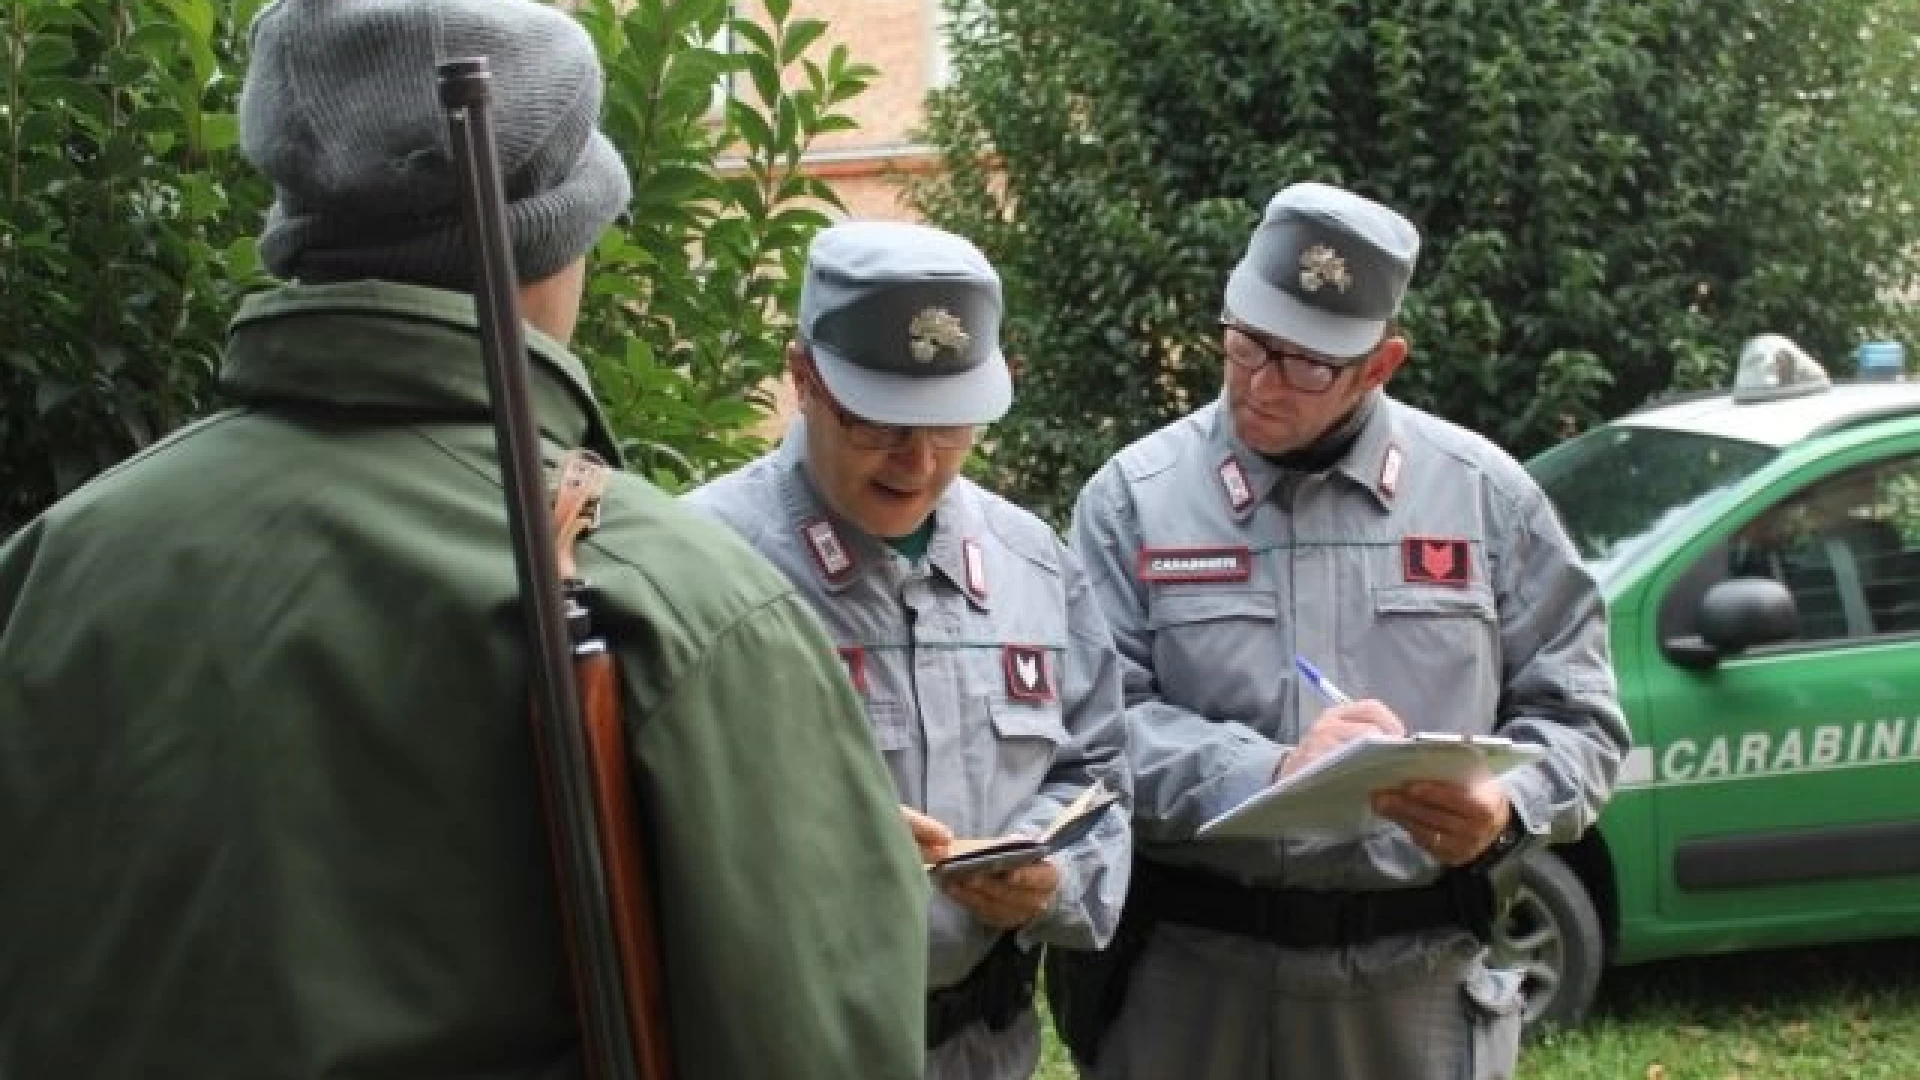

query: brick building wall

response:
[734,0,949,222]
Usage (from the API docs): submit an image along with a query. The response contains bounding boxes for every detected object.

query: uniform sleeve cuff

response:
[1018,850,1085,947]
[1199,741,1289,824]
[1500,767,1552,840]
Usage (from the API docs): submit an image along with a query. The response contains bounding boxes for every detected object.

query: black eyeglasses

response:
[801,362,977,452]
[1219,319,1350,395]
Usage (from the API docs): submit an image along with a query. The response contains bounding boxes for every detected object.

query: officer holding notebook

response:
[687,221,1132,1080]
[1052,183,1629,1080]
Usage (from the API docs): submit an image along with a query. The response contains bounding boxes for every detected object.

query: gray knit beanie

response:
[239,0,631,290]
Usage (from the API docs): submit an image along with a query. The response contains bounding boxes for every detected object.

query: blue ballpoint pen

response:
[1294,655,1354,706]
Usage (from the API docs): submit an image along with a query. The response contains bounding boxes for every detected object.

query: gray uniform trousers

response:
[1066,393,1628,1080]
[689,425,1135,1080]
[1094,926,1522,1080]
[930,1009,1046,1080]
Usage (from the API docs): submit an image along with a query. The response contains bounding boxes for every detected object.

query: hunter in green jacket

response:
[0,2,927,1078]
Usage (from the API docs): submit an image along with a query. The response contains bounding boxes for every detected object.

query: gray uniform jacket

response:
[1070,393,1627,890]
[689,427,1133,988]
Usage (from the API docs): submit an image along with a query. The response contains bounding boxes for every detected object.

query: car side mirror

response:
[1663,577,1800,669]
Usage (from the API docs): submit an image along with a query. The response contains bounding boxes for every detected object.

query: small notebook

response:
[927,780,1121,883]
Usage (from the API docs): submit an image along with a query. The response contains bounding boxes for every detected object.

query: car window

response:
[1530,427,1776,581]
[1711,454,1920,644]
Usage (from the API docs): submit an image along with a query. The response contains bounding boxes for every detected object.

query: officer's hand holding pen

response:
[1281,700,1406,779]
[1282,659,1405,779]
[1295,656,1511,864]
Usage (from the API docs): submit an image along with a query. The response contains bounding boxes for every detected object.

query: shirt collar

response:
[1209,396,1284,522]
[773,422,991,608]
[1333,392,1401,511]
[1210,390,1399,517]
[925,482,992,611]
[775,426,879,594]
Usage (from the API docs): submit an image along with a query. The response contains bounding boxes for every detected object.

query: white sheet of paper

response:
[1197,733,1546,839]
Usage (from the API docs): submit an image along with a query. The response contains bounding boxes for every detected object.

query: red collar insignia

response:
[1380,443,1403,499]
[801,517,855,583]
[1219,456,1254,515]
[962,537,988,600]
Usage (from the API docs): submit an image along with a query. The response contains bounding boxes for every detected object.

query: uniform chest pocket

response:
[980,694,1070,823]
[1147,590,1281,723]
[1369,585,1500,734]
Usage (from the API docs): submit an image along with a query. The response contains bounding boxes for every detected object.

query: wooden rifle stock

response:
[556,457,675,1080]
[438,57,671,1080]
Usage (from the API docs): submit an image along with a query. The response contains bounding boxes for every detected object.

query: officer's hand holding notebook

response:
[926,780,1120,884]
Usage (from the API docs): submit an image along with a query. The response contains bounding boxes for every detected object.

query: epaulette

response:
[1116,423,1189,483]
[976,486,1063,577]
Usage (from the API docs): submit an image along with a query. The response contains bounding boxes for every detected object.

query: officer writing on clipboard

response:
[1052,183,1629,1080]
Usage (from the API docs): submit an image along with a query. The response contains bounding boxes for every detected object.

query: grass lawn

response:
[1033,938,1920,1078]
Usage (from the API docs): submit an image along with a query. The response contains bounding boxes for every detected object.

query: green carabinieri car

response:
[1504,336,1920,1026]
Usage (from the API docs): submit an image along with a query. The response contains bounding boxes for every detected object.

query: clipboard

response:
[1197,733,1545,839]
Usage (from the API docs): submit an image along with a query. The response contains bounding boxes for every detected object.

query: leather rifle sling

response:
[550,449,675,1080]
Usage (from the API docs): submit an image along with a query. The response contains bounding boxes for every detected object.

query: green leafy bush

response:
[917,0,1920,523]
[573,0,873,488]
[0,0,872,534]
[0,0,272,533]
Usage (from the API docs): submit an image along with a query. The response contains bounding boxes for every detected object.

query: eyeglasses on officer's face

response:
[1219,319,1349,395]
[799,357,977,452]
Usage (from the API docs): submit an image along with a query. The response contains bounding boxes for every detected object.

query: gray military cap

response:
[1224,183,1421,362]
[799,221,1012,427]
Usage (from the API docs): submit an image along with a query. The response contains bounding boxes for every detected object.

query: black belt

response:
[1135,860,1489,950]
[926,933,1041,1049]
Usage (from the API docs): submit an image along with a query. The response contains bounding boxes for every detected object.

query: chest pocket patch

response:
[1003,643,1054,702]
[1402,535,1474,586]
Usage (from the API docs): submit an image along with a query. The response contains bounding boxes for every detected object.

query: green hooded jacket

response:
[0,281,927,1080]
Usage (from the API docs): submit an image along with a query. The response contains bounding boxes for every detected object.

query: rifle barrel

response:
[438,57,640,1080]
